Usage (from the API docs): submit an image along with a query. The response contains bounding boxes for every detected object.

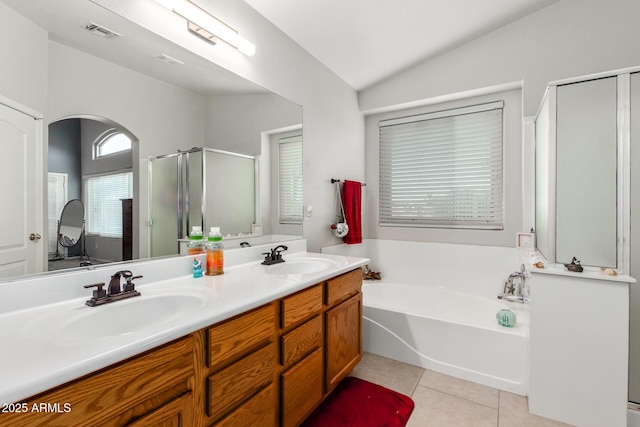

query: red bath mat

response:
[301,377,414,427]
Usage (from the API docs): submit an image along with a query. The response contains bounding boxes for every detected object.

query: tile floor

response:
[350,352,573,427]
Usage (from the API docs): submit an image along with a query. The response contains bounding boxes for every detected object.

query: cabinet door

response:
[325,293,362,392]
[281,348,323,427]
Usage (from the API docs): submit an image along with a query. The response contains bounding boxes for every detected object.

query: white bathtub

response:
[322,239,530,395]
[362,281,529,395]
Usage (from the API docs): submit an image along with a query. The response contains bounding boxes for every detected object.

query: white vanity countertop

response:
[0,251,369,404]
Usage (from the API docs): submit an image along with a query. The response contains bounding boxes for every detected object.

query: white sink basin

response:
[61,294,206,340]
[266,258,337,275]
[24,289,210,343]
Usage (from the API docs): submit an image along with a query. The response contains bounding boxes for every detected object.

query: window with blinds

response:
[379,101,504,229]
[84,171,133,237]
[278,135,303,224]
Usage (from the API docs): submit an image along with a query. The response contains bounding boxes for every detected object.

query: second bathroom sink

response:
[265,257,337,275]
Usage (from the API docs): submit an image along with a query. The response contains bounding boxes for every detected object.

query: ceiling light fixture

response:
[155,0,255,56]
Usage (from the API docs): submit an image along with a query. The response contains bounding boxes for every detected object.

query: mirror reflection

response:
[49,199,92,271]
[1,0,303,281]
[149,147,259,257]
[58,200,84,248]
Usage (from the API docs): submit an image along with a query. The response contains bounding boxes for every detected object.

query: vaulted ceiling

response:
[244,0,559,90]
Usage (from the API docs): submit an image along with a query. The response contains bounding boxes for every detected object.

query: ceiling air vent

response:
[85,22,122,39]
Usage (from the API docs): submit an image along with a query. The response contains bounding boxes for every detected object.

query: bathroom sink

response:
[266,257,337,275]
[24,289,210,343]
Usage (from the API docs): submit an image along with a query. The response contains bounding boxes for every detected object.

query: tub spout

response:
[497,293,529,304]
[499,264,529,303]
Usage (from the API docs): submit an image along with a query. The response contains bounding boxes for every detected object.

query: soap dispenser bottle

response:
[187,226,205,254]
[205,227,224,276]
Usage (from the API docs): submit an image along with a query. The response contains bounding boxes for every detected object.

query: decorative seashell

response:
[533,261,545,269]
[566,257,583,273]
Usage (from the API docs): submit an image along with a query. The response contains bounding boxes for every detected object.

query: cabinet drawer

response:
[0,336,194,427]
[281,315,322,368]
[128,391,192,427]
[214,383,277,427]
[281,348,323,427]
[325,268,362,307]
[208,303,275,368]
[280,284,322,329]
[208,343,275,421]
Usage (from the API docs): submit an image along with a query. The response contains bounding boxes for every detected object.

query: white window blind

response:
[379,101,504,229]
[84,171,133,237]
[279,136,303,224]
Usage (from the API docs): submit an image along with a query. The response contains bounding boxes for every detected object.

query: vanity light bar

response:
[157,0,255,56]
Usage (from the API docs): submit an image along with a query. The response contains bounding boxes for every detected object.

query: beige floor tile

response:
[498,392,574,427]
[419,369,500,409]
[407,385,498,427]
[350,352,424,397]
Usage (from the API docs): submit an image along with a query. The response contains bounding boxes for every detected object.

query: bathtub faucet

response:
[498,264,529,303]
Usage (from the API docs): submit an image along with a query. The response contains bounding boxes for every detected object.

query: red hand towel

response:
[342,180,362,244]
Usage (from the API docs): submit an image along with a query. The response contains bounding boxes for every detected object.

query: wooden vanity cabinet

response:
[3,268,362,427]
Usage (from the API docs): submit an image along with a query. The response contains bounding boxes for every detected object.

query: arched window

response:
[94,130,131,158]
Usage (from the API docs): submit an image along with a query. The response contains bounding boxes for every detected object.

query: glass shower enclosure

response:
[149,147,259,257]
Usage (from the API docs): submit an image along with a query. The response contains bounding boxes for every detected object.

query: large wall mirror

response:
[1,0,303,281]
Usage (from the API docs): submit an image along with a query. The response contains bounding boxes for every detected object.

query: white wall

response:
[48,41,206,158]
[205,94,301,155]
[92,0,365,253]
[0,2,47,114]
[359,0,640,118]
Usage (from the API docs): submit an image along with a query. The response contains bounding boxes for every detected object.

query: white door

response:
[0,101,43,279]
[48,173,68,257]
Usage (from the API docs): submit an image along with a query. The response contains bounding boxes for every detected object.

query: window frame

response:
[93,129,132,159]
[278,135,303,225]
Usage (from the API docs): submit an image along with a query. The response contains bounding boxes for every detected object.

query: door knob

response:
[29,233,41,241]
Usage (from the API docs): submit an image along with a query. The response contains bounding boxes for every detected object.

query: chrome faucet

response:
[498,264,529,303]
[84,270,142,307]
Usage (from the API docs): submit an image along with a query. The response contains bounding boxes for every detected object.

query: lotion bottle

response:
[187,226,204,254]
[205,227,224,275]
